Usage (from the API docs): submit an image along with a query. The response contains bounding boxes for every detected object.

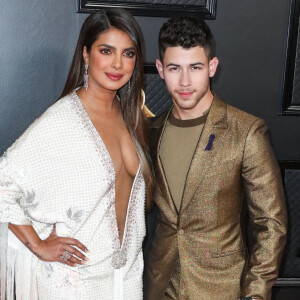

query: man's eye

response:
[169,67,178,71]
[191,66,200,70]
[100,49,111,55]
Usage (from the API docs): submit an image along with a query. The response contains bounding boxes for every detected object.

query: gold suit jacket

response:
[145,95,287,300]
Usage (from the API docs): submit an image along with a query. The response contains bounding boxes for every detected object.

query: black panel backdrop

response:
[0,0,300,298]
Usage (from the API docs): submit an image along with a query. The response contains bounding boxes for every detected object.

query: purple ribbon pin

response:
[204,134,215,151]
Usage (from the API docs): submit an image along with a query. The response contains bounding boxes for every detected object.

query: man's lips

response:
[105,72,123,81]
[177,91,194,98]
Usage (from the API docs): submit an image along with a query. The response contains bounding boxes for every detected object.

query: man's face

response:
[156,46,218,114]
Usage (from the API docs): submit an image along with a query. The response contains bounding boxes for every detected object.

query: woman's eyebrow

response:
[97,44,135,52]
[97,43,115,49]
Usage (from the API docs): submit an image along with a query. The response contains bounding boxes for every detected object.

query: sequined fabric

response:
[145,95,287,300]
[0,91,146,300]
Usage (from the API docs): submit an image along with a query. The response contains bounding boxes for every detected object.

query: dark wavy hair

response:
[158,17,215,61]
[60,9,153,208]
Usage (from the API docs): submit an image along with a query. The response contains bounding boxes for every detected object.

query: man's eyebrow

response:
[190,62,204,66]
[166,63,180,68]
[166,62,204,67]
[97,44,135,51]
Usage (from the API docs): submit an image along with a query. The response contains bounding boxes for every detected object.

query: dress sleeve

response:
[0,153,32,225]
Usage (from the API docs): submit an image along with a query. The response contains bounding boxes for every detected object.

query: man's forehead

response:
[163,46,208,65]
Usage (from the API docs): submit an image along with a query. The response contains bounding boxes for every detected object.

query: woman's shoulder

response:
[4,91,79,157]
[43,91,76,118]
[25,93,75,132]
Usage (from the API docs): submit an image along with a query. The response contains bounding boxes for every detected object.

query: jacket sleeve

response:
[241,119,287,300]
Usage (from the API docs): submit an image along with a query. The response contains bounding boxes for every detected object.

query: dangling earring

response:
[84,64,88,90]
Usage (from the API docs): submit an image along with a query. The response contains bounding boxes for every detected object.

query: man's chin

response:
[180,106,194,111]
[175,101,198,111]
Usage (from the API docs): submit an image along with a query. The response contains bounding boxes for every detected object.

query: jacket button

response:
[178,229,184,236]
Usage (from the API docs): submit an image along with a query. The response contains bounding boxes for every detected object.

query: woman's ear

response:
[83,46,89,65]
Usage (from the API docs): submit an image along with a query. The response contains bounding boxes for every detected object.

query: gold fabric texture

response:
[142,104,155,118]
[163,259,181,300]
[145,95,287,300]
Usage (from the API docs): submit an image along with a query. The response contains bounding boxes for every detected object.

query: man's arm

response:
[241,119,287,300]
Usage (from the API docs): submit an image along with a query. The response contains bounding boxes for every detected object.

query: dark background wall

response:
[0,1,85,153]
[1,1,299,158]
[0,0,299,297]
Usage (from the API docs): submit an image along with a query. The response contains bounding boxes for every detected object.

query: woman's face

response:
[83,27,136,93]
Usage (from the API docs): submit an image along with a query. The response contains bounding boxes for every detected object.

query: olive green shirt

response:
[159,110,208,212]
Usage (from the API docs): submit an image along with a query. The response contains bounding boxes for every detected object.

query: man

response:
[144,17,287,300]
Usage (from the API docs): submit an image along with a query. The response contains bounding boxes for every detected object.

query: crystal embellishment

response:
[70,91,144,271]
[111,249,127,269]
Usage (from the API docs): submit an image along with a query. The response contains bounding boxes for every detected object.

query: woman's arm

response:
[8,223,89,267]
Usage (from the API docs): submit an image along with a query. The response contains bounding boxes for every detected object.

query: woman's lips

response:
[105,72,123,81]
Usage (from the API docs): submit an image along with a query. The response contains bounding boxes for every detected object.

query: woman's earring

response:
[84,64,88,90]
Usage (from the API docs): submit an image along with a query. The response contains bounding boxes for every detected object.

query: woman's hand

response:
[9,223,89,267]
[35,225,89,267]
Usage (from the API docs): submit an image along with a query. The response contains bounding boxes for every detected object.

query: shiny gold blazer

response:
[145,95,287,300]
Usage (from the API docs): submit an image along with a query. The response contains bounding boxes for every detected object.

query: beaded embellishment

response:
[69,91,143,269]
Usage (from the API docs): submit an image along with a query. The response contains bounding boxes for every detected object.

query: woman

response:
[0,9,153,300]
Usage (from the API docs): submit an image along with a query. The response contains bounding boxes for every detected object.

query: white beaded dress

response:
[0,91,146,300]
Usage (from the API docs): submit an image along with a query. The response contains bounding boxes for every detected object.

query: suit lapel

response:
[180,95,229,213]
[151,109,178,215]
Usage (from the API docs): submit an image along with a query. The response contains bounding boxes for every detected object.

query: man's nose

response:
[179,69,191,86]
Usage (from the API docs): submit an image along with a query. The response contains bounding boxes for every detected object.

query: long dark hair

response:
[60,9,153,208]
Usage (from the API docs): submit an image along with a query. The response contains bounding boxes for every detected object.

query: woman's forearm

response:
[8,223,89,266]
[8,223,43,259]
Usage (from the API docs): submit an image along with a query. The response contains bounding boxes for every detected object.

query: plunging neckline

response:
[74,91,139,177]
[71,91,141,267]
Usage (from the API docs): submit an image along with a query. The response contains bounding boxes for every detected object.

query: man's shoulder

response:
[215,95,264,128]
[228,103,262,123]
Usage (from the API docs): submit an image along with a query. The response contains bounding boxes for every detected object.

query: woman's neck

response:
[76,86,119,115]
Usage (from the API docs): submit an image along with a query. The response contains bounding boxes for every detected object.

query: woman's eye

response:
[100,49,111,55]
[124,51,136,58]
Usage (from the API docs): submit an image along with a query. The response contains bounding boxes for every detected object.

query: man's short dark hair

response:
[158,17,215,61]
